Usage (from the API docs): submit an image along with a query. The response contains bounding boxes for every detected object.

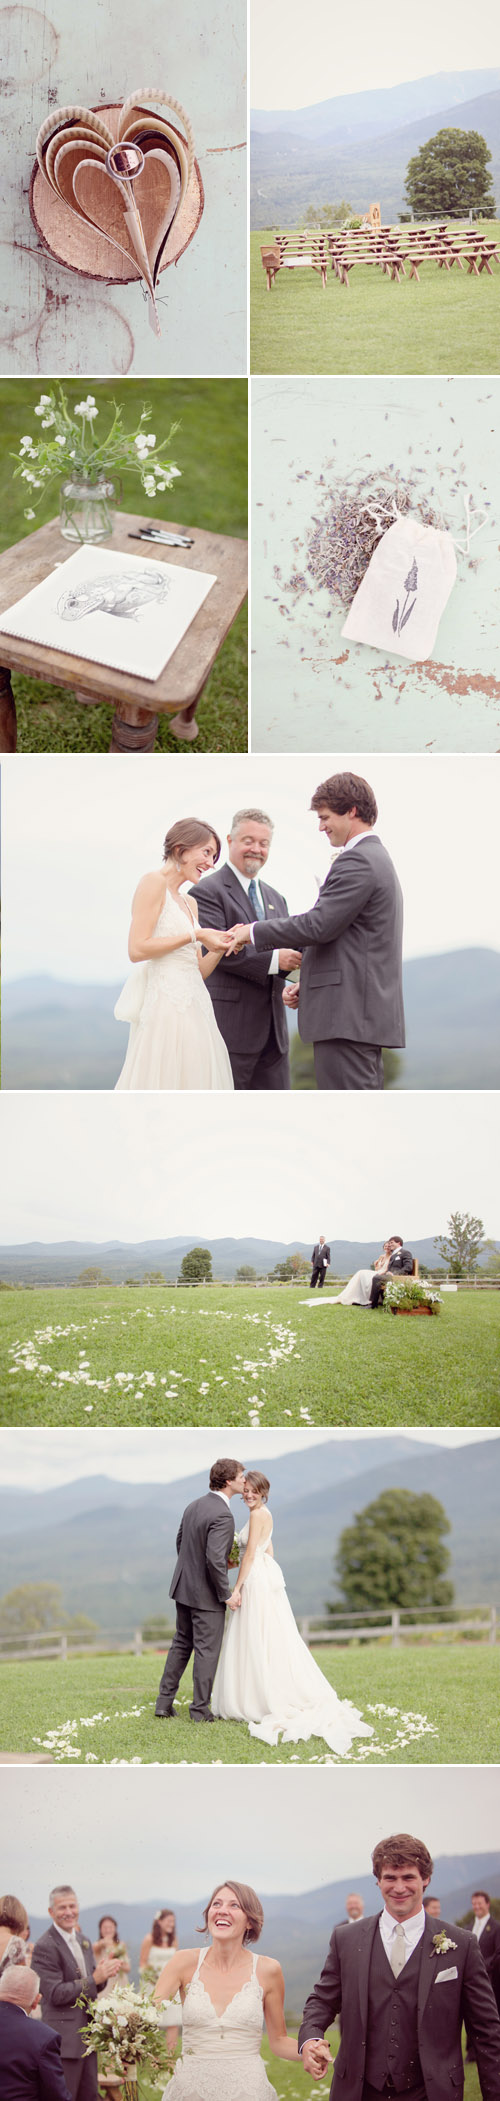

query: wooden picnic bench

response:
[261,232,329,287]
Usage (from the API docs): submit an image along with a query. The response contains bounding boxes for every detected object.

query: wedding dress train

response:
[167,1949,277,2101]
[304,1267,380,1306]
[212,1520,373,1753]
[114,889,233,1091]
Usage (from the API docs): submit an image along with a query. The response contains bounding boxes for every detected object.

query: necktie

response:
[68,1933,87,1978]
[390,1924,407,1978]
[248,878,265,921]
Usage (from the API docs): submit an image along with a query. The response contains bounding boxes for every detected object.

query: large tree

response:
[179,1246,213,1283]
[331,1489,454,1615]
[404,128,496,220]
[434,1211,486,1276]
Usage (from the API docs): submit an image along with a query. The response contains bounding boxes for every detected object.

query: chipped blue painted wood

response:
[251,375,500,752]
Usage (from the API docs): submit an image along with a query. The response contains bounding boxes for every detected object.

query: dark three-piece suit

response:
[298,1911,500,2101]
[370,1246,414,1307]
[250,834,405,1091]
[190,862,291,1089]
[31,1926,103,2101]
[155,1491,234,1720]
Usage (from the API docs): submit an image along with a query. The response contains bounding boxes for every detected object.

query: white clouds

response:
[0,1089,498,1245]
[2,754,500,983]
[4,1766,500,1910]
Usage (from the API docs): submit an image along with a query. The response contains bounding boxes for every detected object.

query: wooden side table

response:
[0,510,247,751]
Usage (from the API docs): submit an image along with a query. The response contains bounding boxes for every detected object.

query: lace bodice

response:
[182,1950,264,2058]
[138,887,209,1017]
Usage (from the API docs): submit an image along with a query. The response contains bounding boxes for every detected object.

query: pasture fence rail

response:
[0,1606,497,1663]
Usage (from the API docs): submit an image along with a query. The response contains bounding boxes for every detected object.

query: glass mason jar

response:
[58,475,118,542]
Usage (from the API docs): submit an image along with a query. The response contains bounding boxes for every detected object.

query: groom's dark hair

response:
[390,1236,403,1247]
[209,1459,242,1491]
[372,1834,433,1882]
[310,772,378,826]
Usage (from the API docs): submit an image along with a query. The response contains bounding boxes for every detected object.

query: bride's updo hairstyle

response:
[245,1471,270,1503]
[199,1883,264,1945]
[163,819,221,866]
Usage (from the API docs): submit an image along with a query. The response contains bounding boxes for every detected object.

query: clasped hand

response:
[301,2040,332,2077]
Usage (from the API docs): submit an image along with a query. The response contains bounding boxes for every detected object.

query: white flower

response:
[146,433,156,447]
[20,434,33,446]
[24,509,35,519]
[55,435,66,446]
[38,394,51,405]
[41,415,55,427]
[135,435,149,451]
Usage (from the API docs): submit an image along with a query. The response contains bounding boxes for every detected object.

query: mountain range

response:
[25,1853,500,2007]
[1,1234,499,1284]
[251,68,500,225]
[2,947,500,1088]
[1,1435,498,1628]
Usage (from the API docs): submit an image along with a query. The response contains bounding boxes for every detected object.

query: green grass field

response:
[250,226,500,373]
[2,1644,498,1765]
[1,1285,498,1428]
[0,378,247,752]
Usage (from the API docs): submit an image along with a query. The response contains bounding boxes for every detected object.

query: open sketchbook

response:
[0,544,217,681]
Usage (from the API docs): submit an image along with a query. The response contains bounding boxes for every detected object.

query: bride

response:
[114,819,233,1091]
[304,1242,393,1308]
[154,1879,298,2101]
[212,1472,373,1754]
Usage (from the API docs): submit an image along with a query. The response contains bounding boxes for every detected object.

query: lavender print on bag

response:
[393,559,418,638]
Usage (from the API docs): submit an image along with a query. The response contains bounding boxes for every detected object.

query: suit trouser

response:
[156,1602,226,1717]
[313,1040,384,1091]
[370,1274,387,1307]
[227,1015,290,1091]
[310,1265,326,1288]
[59,2055,98,2101]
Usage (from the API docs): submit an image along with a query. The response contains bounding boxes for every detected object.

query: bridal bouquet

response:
[12,385,181,521]
[228,1539,240,1568]
[78,1981,167,2089]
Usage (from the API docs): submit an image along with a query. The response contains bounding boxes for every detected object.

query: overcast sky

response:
[4,1766,499,1912]
[0,1089,497,1245]
[2,755,500,981]
[251,0,500,110]
[1,1426,496,1491]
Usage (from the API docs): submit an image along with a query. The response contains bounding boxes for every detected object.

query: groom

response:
[299,1829,500,2101]
[226,771,405,1091]
[155,1458,246,1724]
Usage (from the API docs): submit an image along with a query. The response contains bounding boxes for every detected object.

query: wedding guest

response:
[0,1965,72,2101]
[0,1896,32,1977]
[226,771,405,1091]
[190,806,301,1089]
[92,1918,129,1975]
[466,1892,500,2053]
[33,1885,121,2101]
[140,1910,181,2052]
[342,1894,365,1923]
[310,1237,331,1288]
[298,1830,500,2101]
[423,1897,441,1918]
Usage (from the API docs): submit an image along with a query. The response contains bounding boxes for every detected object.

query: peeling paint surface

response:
[251,375,500,752]
[0,0,246,374]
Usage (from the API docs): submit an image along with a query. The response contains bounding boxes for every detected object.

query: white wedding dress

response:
[305,1266,383,1306]
[114,890,233,1091]
[167,1949,277,2101]
[212,1519,373,1753]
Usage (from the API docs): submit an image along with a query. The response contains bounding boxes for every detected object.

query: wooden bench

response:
[261,232,330,288]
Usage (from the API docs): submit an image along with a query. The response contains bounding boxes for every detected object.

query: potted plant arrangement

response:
[12,386,181,542]
[383,1277,442,1317]
[79,1980,171,2099]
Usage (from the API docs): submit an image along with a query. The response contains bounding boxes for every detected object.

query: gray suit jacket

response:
[32,1926,102,2061]
[252,836,405,1049]
[170,1492,235,1612]
[189,863,290,1056]
[299,1912,500,2101]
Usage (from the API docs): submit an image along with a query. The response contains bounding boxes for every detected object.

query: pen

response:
[127,530,195,549]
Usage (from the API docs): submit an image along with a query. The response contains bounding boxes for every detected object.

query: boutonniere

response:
[432,1933,457,1955]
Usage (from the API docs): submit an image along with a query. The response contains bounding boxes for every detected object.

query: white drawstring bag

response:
[341,514,457,661]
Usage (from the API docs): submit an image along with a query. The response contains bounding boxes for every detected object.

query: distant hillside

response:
[27,1853,500,2007]
[0,1436,498,1627]
[2,948,500,1089]
[251,77,500,225]
[252,70,500,141]
[0,1232,499,1285]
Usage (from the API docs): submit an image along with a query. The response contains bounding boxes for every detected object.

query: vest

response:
[365,1926,426,2094]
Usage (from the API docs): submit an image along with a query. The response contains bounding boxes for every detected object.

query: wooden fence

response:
[1,1607,498,1663]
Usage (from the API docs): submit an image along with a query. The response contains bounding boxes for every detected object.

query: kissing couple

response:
[154,1458,373,1754]
[114,770,405,1094]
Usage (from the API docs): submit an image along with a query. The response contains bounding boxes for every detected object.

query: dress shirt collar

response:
[337,830,378,856]
[52,1922,87,1973]
[227,858,264,902]
[379,1907,426,1960]
[473,1914,489,1936]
